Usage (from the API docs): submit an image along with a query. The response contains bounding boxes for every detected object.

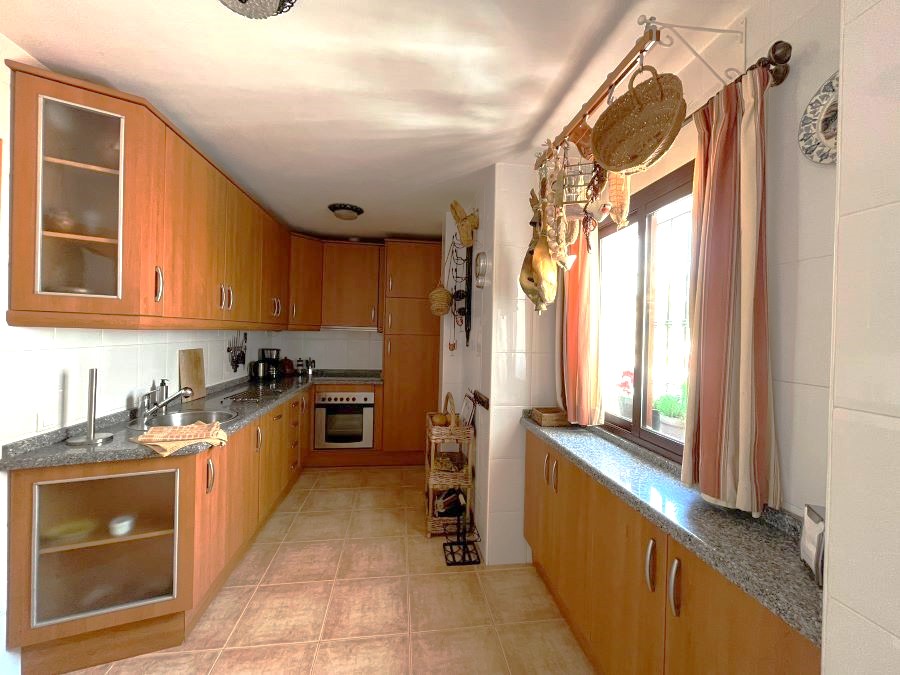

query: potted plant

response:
[653,383,687,437]
[616,370,634,420]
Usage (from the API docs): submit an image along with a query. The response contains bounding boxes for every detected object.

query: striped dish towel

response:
[132,421,228,458]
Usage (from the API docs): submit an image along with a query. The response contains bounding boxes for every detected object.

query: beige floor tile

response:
[401,467,425,487]
[316,469,368,489]
[312,635,409,674]
[355,487,407,509]
[211,642,317,673]
[227,581,332,647]
[262,540,344,584]
[363,468,406,487]
[322,576,408,640]
[170,586,255,652]
[286,511,352,541]
[478,568,560,624]
[108,650,220,674]
[337,537,407,579]
[405,509,427,537]
[276,488,309,512]
[407,536,476,574]
[409,573,492,632]
[402,486,425,508]
[255,512,296,543]
[66,666,111,674]
[410,626,509,674]
[348,508,407,538]
[295,471,320,489]
[224,544,279,587]
[496,620,592,675]
[302,489,359,512]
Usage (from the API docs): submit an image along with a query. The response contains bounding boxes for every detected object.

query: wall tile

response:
[531,305,556,354]
[838,0,900,215]
[772,381,828,515]
[488,458,525,513]
[529,351,557,408]
[843,0,881,24]
[491,353,530,406]
[54,329,102,348]
[493,244,526,302]
[769,256,833,387]
[489,406,526,460]
[828,408,900,636]
[486,511,528,566]
[832,204,900,418]
[824,598,900,672]
[493,299,532,353]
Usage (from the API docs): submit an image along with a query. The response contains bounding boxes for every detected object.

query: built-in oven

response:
[314,391,375,450]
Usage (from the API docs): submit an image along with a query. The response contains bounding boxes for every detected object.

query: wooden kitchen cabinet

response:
[384,297,439,335]
[664,538,820,675]
[321,242,381,328]
[160,129,226,321]
[224,425,258,557]
[258,402,292,518]
[257,208,290,326]
[382,334,439,452]
[222,182,261,323]
[288,234,323,330]
[384,240,441,298]
[192,446,229,606]
[588,481,667,675]
[7,70,166,323]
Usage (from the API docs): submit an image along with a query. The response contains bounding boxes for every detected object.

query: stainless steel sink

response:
[131,410,238,430]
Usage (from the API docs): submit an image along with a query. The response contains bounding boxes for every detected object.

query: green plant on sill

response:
[653,384,687,419]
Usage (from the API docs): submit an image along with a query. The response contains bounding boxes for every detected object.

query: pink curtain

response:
[681,67,781,515]
[561,228,602,425]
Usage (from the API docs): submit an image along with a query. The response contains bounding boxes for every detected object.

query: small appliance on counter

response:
[800,504,826,587]
[250,348,284,381]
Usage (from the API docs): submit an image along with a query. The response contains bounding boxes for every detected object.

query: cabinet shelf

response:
[39,523,174,555]
[42,230,118,246]
[43,155,119,175]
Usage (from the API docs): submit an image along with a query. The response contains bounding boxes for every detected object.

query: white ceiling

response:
[1,0,745,238]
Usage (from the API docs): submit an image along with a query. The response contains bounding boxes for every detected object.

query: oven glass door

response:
[324,405,364,444]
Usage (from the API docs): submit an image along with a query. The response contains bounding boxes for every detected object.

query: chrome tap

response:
[136,385,193,429]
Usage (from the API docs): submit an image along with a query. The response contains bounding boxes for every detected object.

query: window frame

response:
[598,161,694,462]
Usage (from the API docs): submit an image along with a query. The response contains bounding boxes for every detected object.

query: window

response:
[597,163,693,461]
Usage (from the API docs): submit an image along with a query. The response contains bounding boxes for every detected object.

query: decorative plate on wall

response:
[798,72,839,164]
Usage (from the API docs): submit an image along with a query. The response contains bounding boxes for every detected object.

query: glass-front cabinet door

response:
[9,69,165,319]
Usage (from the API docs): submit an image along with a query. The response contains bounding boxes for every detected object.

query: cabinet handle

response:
[291,441,298,449]
[388,313,392,329]
[543,453,550,485]
[551,460,558,493]
[278,298,283,317]
[668,558,681,617]
[387,339,391,355]
[256,426,262,451]
[644,538,657,593]
[218,284,226,310]
[291,302,296,319]
[227,286,234,311]
[388,276,392,291]
[154,266,164,302]
[206,457,216,494]
[274,414,283,421]
[371,306,376,323]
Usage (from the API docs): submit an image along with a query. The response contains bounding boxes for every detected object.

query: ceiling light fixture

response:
[328,203,364,221]
[218,0,298,20]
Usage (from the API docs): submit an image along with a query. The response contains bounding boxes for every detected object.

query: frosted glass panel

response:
[33,470,178,626]
[38,97,123,296]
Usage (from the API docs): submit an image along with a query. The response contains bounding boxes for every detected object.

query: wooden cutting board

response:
[178,348,206,401]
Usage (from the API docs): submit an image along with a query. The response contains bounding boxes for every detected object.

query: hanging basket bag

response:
[429,281,452,316]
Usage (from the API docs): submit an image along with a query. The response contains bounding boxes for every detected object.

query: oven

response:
[314,391,375,450]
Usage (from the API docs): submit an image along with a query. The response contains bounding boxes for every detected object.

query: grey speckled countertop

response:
[0,373,382,472]
[522,418,822,645]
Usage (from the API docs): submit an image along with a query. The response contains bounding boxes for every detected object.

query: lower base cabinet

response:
[524,431,820,675]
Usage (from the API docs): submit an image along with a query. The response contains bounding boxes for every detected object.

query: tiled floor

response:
[75,467,593,674]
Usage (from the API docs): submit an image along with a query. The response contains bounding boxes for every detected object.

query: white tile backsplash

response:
[280,329,382,371]
[489,406,527,460]
[823,599,900,673]
[493,298,532,353]
[491,353,531,407]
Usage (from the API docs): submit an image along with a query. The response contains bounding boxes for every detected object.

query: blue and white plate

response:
[798,72,838,164]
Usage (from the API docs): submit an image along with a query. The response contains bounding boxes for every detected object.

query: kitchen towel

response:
[132,421,227,458]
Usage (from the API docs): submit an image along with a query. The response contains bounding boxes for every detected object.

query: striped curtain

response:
[681,67,781,515]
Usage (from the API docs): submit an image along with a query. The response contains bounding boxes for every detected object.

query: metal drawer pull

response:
[387,339,391,355]
[256,426,262,450]
[668,558,681,617]
[154,266,164,302]
[388,313,392,328]
[543,454,550,485]
[371,306,376,322]
[274,414,283,421]
[551,460,558,493]
[206,457,216,494]
[644,538,657,592]
[218,284,226,310]
[292,302,296,318]
[227,286,234,310]
[388,276,392,291]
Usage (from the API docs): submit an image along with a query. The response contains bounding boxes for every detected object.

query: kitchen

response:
[0,0,898,673]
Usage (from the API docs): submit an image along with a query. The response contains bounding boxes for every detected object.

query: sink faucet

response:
[137,386,193,428]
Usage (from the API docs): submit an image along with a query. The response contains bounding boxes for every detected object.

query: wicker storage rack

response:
[424,394,475,537]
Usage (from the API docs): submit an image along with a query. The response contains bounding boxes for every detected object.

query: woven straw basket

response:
[428,282,452,316]
[591,66,686,174]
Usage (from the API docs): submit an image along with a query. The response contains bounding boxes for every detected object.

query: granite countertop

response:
[0,371,382,472]
[522,418,822,645]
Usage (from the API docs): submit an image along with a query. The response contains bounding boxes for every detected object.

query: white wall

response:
[823,0,900,670]
[278,329,382,370]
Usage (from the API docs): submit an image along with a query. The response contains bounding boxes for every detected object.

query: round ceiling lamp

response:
[328,203,364,221]
[218,0,297,19]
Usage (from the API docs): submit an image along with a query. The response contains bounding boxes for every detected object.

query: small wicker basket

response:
[428,282,452,316]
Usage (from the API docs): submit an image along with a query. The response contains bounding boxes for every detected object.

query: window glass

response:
[642,194,692,442]
[598,225,639,423]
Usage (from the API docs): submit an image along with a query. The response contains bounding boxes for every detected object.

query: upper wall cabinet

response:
[321,242,381,329]
[8,70,166,323]
[384,240,441,298]
[288,235,323,330]
[258,209,290,326]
